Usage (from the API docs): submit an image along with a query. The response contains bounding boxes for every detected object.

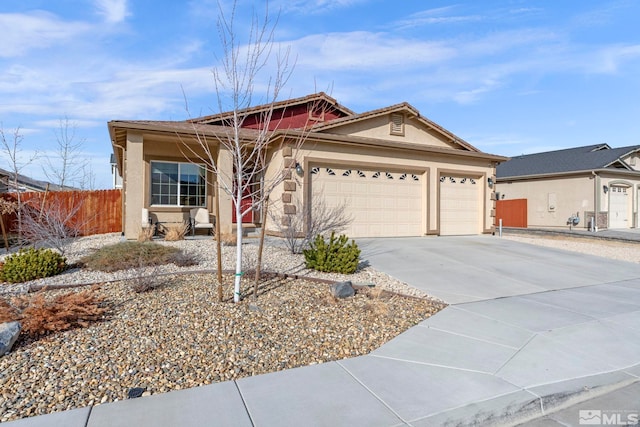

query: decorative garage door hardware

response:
[440,176,477,184]
[311,168,419,181]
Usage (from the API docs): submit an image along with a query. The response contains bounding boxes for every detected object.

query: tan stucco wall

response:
[124,132,144,238]
[121,132,233,239]
[321,115,458,149]
[120,126,497,238]
[621,153,640,171]
[265,138,496,236]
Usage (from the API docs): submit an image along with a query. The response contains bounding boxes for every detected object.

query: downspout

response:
[113,142,126,238]
[592,171,599,232]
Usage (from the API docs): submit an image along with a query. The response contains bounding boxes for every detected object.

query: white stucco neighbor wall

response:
[496,175,595,229]
[497,172,640,229]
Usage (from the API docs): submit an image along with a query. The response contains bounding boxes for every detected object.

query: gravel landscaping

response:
[502,232,640,264]
[0,233,445,423]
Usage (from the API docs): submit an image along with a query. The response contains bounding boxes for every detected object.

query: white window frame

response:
[150,161,206,207]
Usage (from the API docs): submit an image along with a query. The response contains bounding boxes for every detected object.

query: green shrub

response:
[303,232,361,274]
[0,248,67,283]
[80,241,182,272]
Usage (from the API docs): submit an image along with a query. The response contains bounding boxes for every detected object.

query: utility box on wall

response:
[548,193,556,212]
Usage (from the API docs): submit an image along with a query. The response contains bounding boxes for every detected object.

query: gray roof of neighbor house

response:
[497,144,640,179]
[0,167,71,192]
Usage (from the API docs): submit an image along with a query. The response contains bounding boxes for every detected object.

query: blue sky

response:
[2,0,640,189]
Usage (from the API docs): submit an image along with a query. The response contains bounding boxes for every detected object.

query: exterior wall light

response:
[487,177,494,188]
[603,185,608,194]
[295,162,304,176]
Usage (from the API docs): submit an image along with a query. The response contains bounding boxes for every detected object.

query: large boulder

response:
[0,321,21,356]
[330,281,355,298]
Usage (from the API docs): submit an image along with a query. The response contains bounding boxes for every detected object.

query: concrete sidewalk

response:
[6,236,640,426]
[520,381,640,426]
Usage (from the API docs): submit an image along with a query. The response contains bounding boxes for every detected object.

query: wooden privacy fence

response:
[0,189,122,236]
[496,199,527,228]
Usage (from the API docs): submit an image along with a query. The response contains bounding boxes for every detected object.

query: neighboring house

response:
[496,144,640,230]
[109,92,506,239]
[0,167,69,193]
[110,154,123,189]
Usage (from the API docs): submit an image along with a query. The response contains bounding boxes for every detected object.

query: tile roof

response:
[190,92,355,124]
[497,144,640,178]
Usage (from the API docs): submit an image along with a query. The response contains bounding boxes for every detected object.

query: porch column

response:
[217,146,233,234]
[124,132,144,239]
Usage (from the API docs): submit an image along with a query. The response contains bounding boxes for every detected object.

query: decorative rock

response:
[0,233,447,423]
[0,322,21,357]
[330,281,354,298]
[127,387,146,399]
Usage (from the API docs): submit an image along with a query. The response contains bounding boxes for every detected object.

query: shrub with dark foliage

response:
[303,232,361,274]
[0,248,66,283]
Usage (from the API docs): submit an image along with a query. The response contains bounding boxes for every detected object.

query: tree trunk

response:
[0,214,8,252]
[233,172,243,303]
[38,184,50,221]
[214,181,223,302]
[253,197,269,299]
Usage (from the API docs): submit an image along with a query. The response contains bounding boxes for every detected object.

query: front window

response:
[151,161,206,206]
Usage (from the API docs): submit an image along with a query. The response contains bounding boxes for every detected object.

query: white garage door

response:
[310,166,422,238]
[609,186,629,229]
[439,175,481,236]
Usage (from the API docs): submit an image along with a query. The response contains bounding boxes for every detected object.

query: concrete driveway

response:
[358,235,640,303]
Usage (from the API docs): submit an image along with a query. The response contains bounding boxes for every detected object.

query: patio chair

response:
[190,208,214,236]
[141,208,156,236]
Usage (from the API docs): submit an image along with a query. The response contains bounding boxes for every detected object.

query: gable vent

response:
[389,113,405,136]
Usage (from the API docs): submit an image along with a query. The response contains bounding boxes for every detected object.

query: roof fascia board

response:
[288,131,507,162]
[498,167,640,181]
[109,121,259,146]
[603,159,632,170]
[312,103,480,153]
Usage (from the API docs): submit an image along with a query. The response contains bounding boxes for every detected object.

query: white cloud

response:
[94,0,130,24]
[291,32,456,70]
[589,44,640,74]
[34,119,103,129]
[282,24,640,106]
[274,0,368,15]
[453,81,500,104]
[0,11,91,58]
[393,6,482,30]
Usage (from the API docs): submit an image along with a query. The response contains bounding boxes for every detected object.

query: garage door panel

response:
[440,175,481,236]
[311,166,422,238]
[609,186,629,229]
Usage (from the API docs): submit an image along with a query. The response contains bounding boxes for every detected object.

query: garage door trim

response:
[305,157,428,238]
[436,168,488,235]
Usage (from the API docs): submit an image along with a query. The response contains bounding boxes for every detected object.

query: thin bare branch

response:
[270,190,353,254]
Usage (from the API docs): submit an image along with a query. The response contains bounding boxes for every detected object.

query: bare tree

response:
[20,195,88,255]
[0,124,39,237]
[0,197,17,251]
[181,0,297,303]
[78,162,96,190]
[270,190,353,254]
[43,116,94,189]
